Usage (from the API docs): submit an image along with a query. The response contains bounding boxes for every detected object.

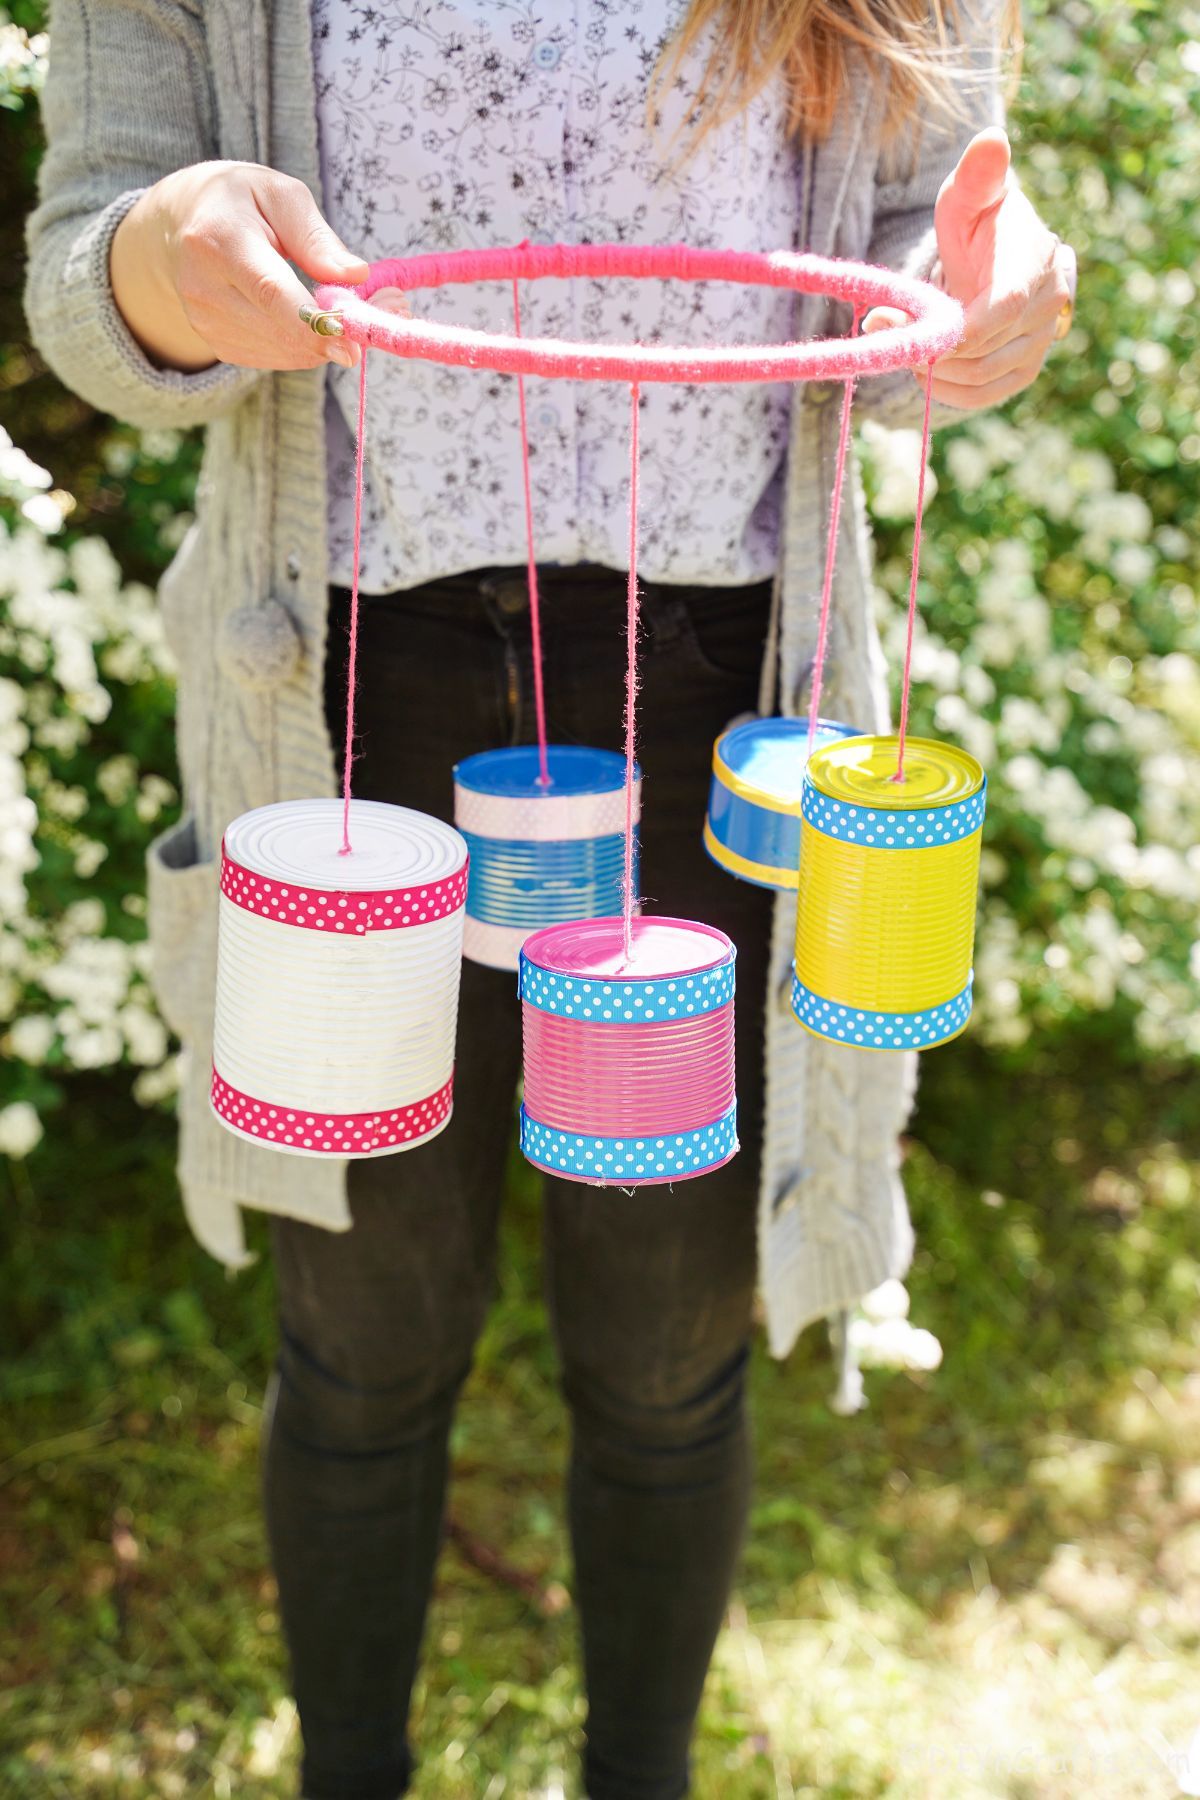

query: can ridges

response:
[793,735,986,1047]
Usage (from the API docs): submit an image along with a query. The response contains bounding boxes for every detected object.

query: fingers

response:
[861,305,911,335]
[938,324,1052,389]
[225,230,352,368]
[929,355,1045,410]
[954,262,1069,359]
[178,253,346,371]
[964,253,1072,361]
[936,126,1012,226]
[181,285,335,371]
[371,287,414,317]
[258,171,370,285]
[935,365,1036,408]
[1058,240,1078,306]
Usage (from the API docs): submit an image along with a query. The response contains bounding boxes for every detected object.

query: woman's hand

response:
[863,127,1076,411]
[110,161,368,374]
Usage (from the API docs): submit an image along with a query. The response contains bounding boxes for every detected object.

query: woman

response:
[27,3,1073,1795]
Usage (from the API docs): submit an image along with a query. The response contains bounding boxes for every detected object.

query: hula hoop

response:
[311,242,963,385]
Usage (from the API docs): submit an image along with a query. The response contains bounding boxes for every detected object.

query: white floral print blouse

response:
[312,0,802,592]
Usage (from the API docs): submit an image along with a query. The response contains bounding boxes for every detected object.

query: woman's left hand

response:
[863,127,1077,411]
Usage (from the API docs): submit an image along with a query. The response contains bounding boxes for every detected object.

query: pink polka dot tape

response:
[211,1070,453,1156]
[220,850,468,932]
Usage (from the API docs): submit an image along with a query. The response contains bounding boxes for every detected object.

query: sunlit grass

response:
[2,1048,1198,1798]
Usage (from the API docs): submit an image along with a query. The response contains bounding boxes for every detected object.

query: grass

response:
[2,1044,1199,1799]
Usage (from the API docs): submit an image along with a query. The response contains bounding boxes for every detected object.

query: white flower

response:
[849,1313,945,1373]
[862,419,938,520]
[999,695,1060,753]
[0,429,51,491]
[945,437,991,491]
[1112,543,1155,588]
[133,1056,181,1106]
[905,1329,944,1372]
[860,1278,910,1322]
[8,1014,56,1063]
[42,937,133,1022]
[74,840,108,878]
[120,1004,169,1067]
[0,1100,43,1158]
[20,492,69,535]
[97,755,138,807]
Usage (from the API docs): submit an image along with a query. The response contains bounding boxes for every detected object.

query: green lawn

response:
[3,1045,1198,1798]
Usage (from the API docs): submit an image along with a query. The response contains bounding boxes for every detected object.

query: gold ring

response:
[1053,298,1074,341]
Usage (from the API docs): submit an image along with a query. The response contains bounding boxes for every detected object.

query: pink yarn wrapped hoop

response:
[313,243,963,384]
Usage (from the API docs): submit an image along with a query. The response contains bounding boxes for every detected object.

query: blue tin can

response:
[454,745,640,970]
[703,716,861,890]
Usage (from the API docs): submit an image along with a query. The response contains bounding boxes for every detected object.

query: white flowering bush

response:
[862,0,1200,1066]
[0,431,183,1148]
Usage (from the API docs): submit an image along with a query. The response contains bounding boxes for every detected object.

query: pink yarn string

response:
[893,361,937,782]
[511,276,550,788]
[621,382,641,966]
[806,307,862,752]
[340,351,369,856]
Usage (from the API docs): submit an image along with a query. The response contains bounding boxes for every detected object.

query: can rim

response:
[522,914,735,980]
[711,716,859,814]
[805,734,984,809]
[454,743,635,799]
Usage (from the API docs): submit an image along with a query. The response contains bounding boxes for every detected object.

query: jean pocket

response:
[674,584,773,686]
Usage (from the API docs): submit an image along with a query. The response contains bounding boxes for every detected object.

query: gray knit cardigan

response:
[26,0,1001,1363]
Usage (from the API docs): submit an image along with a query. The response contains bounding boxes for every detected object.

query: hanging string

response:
[621,382,641,966]
[893,361,937,782]
[511,277,551,788]
[340,350,369,856]
[806,306,863,752]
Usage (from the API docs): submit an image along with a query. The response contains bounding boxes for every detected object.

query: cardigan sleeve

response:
[856,0,1008,425]
[25,0,261,431]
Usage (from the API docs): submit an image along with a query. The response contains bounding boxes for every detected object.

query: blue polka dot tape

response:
[519,1105,738,1181]
[801,778,987,848]
[519,951,736,1021]
[791,973,973,1049]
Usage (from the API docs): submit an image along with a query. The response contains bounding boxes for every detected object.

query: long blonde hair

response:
[658,0,1021,147]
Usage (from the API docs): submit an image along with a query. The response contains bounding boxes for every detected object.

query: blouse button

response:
[532,40,562,69]
[534,402,559,429]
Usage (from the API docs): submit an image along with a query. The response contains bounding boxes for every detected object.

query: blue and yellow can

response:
[792,735,986,1051]
[703,716,860,890]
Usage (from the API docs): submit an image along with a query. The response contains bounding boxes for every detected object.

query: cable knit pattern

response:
[25,0,1003,1353]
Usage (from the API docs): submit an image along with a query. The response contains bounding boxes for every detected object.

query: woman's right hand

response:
[110,161,369,374]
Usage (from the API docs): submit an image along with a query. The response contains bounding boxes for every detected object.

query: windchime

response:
[210,241,975,1171]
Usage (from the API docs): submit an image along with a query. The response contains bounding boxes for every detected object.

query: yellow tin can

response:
[792,735,986,1051]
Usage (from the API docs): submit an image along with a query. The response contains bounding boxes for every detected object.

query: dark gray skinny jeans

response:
[263,564,774,1800]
